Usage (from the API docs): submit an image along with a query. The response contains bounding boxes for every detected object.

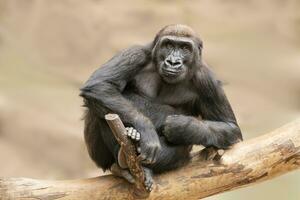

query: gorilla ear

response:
[197,38,203,51]
[194,38,203,57]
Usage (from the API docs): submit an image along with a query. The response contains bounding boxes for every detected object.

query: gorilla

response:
[80,24,242,191]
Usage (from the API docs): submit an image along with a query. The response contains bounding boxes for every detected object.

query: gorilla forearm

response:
[123,93,182,131]
[145,137,192,173]
[163,115,242,149]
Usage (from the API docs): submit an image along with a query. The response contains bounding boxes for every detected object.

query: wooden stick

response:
[105,114,148,198]
[1,119,300,200]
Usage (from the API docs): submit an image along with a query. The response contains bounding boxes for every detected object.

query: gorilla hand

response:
[138,128,161,164]
[163,115,192,144]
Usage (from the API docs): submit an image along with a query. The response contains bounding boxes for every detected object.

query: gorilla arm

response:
[80,45,161,164]
[163,65,242,149]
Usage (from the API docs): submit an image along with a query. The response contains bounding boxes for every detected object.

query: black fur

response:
[80,24,242,174]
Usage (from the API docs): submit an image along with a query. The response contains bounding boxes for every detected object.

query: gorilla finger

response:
[141,157,152,164]
[129,127,133,132]
[131,130,136,139]
[145,179,152,186]
[146,151,155,164]
[149,185,153,192]
[136,132,141,141]
[148,147,158,164]
[153,146,159,162]
[145,180,153,191]
[128,132,132,138]
[137,147,141,153]
[138,154,147,162]
[146,186,152,192]
[134,130,139,139]
[147,149,155,163]
[124,128,129,135]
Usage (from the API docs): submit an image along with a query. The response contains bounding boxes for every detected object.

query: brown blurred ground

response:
[0,0,299,199]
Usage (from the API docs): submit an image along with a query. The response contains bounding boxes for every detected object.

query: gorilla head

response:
[152,24,203,84]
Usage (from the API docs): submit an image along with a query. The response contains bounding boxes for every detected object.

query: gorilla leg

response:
[146,136,191,173]
[83,107,116,171]
[83,95,191,183]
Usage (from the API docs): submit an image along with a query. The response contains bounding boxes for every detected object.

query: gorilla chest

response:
[131,70,197,106]
[156,84,197,106]
[132,69,160,99]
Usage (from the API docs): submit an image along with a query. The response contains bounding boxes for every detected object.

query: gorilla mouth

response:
[162,68,181,77]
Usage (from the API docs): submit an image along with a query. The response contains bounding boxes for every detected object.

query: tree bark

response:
[1,119,300,200]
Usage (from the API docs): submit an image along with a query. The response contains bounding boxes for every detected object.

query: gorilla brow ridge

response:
[159,24,197,38]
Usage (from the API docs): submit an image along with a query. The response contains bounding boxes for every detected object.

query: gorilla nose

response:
[165,58,183,69]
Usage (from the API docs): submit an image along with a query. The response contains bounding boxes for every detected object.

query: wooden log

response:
[0,119,300,200]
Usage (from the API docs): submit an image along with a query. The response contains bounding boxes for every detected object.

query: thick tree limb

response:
[1,119,300,200]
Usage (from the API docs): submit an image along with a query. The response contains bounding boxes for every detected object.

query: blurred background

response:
[0,0,299,199]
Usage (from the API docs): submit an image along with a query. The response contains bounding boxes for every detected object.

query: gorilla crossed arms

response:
[80,24,242,191]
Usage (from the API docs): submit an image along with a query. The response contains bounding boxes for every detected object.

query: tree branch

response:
[1,119,300,200]
[105,114,149,198]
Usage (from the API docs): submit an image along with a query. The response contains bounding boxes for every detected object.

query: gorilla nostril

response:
[165,59,173,66]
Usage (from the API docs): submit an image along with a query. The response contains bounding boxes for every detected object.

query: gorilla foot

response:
[111,164,154,192]
[125,127,141,141]
[200,147,224,161]
[110,163,135,184]
[143,167,154,192]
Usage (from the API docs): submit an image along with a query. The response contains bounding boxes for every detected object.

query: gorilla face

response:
[154,36,199,84]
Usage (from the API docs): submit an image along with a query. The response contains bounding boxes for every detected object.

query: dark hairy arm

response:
[163,64,242,149]
[80,45,161,164]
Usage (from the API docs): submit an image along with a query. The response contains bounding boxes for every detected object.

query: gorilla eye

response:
[162,40,174,49]
[181,43,192,52]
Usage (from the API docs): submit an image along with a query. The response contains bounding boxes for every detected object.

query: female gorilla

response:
[80,24,242,190]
